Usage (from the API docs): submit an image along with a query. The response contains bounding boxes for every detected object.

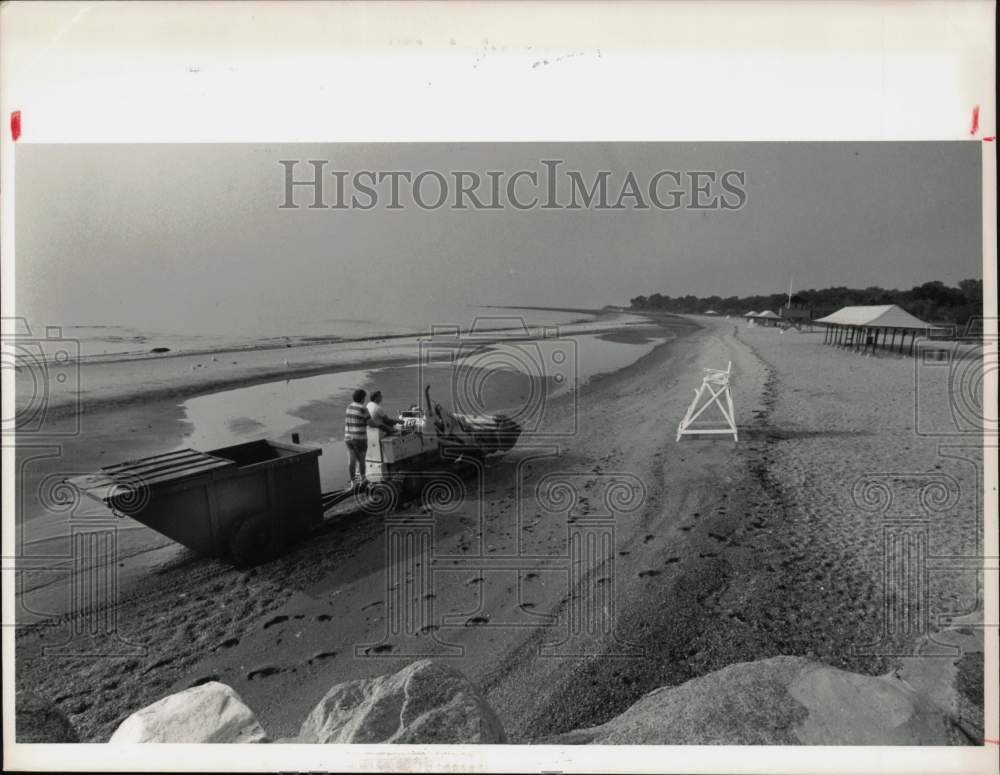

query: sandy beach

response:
[14,311,668,605]
[13,312,983,742]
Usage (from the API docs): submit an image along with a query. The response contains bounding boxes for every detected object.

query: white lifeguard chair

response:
[676,361,738,442]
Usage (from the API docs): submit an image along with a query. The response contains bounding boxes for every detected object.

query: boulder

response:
[542,656,958,745]
[17,691,79,743]
[298,659,506,743]
[109,681,267,743]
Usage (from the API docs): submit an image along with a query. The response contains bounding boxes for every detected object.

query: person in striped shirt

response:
[344,389,370,487]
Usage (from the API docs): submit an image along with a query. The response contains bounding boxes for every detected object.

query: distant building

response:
[755,310,781,327]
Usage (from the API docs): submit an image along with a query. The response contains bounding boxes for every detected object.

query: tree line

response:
[629,279,983,325]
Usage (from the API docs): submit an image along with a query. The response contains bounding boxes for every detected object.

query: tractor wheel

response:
[229,513,283,568]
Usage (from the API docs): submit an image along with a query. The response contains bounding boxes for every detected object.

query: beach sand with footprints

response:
[14,313,983,742]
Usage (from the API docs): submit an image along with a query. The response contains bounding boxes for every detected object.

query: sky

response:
[15,142,983,335]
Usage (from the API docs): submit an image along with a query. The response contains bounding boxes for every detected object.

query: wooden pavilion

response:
[815,304,943,356]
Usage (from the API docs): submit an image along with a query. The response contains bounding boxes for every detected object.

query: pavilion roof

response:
[813,304,933,330]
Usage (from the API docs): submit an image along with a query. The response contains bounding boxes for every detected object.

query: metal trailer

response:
[65,439,323,567]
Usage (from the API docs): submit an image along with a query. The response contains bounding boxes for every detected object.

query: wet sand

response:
[14,312,669,620]
[13,313,983,742]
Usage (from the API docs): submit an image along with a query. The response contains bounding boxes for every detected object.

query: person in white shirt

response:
[366,390,403,435]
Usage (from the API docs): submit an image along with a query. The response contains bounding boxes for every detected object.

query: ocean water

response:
[39,306,597,361]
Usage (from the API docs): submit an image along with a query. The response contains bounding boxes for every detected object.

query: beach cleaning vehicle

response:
[65,387,520,566]
[331,384,521,502]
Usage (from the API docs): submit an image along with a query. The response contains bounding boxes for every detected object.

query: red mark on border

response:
[970,105,980,135]
[10,110,21,142]
[985,737,999,745]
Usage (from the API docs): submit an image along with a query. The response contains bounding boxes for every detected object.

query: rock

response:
[542,656,958,745]
[299,659,506,743]
[109,682,267,743]
[16,691,79,742]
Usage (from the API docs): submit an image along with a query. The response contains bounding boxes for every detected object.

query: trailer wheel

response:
[229,513,283,567]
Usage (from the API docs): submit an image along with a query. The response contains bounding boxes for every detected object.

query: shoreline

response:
[19,306,605,368]
[19,311,650,420]
[13,313,687,611]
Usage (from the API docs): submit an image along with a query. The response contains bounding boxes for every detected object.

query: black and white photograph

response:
[1,3,996,774]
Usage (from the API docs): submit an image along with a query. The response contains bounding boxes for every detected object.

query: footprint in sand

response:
[638,569,661,578]
[643,535,655,543]
[524,572,539,580]
[307,651,337,665]
[466,576,485,586]
[142,656,177,674]
[364,644,393,655]
[214,636,239,650]
[618,550,630,556]
[465,616,489,626]
[262,615,288,630]
[69,699,93,714]
[664,557,681,565]
[419,624,440,635]
[315,614,332,622]
[699,552,719,559]
[361,601,384,612]
[247,666,282,681]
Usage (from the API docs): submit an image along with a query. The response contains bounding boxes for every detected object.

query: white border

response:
[0,0,995,143]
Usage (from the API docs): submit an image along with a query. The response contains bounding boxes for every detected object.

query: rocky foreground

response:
[20,637,977,746]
